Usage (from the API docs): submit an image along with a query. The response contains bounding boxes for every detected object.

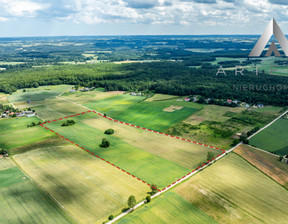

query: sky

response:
[1,0,288,36]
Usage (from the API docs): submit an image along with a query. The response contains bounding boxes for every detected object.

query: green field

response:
[115,100,200,132]
[84,94,145,117]
[44,114,190,188]
[0,158,73,224]
[14,144,150,224]
[0,181,73,224]
[0,117,53,151]
[43,112,219,188]
[8,85,72,102]
[250,118,288,155]
[82,114,219,169]
[116,192,218,224]
[174,153,288,224]
[61,88,124,104]
[0,167,28,188]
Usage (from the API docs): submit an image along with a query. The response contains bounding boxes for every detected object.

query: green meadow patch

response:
[0,181,73,224]
[115,100,200,132]
[0,167,27,188]
[0,117,53,151]
[116,192,218,224]
[250,118,288,155]
[43,116,190,188]
[84,94,145,117]
[8,85,72,102]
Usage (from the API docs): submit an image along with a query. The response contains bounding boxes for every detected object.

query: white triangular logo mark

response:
[249,18,288,57]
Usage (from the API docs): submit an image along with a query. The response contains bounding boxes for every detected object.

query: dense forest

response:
[1,61,288,106]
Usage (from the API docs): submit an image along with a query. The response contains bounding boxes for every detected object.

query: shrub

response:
[104,129,114,135]
[108,215,114,220]
[146,196,151,203]
[100,138,110,148]
[61,119,75,126]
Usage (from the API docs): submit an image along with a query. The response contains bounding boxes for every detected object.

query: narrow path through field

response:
[56,96,91,110]
[107,142,242,223]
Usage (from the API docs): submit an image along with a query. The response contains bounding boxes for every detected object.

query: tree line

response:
[1,61,288,106]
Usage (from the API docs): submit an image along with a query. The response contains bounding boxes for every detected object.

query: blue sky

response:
[1,0,288,36]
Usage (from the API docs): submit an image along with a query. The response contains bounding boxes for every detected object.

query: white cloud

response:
[0,0,49,17]
[0,0,288,34]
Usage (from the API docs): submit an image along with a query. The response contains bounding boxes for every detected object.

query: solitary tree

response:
[128,195,136,210]
[104,129,114,135]
[100,138,110,148]
[207,152,215,162]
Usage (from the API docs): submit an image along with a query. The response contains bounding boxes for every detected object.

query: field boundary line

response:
[10,157,79,224]
[56,96,222,150]
[40,110,226,192]
[247,110,288,140]
[40,110,225,192]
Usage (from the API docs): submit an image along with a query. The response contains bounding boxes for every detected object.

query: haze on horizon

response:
[1,0,288,37]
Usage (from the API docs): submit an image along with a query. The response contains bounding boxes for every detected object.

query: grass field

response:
[0,158,73,224]
[235,144,288,189]
[8,85,72,102]
[0,181,73,224]
[0,117,53,151]
[0,166,28,188]
[43,114,190,188]
[82,114,220,169]
[0,158,28,188]
[174,153,288,224]
[14,97,87,120]
[84,94,145,117]
[250,118,288,155]
[61,88,125,105]
[115,100,200,132]
[14,144,150,224]
[116,192,218,224]
[43,112,220,188]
